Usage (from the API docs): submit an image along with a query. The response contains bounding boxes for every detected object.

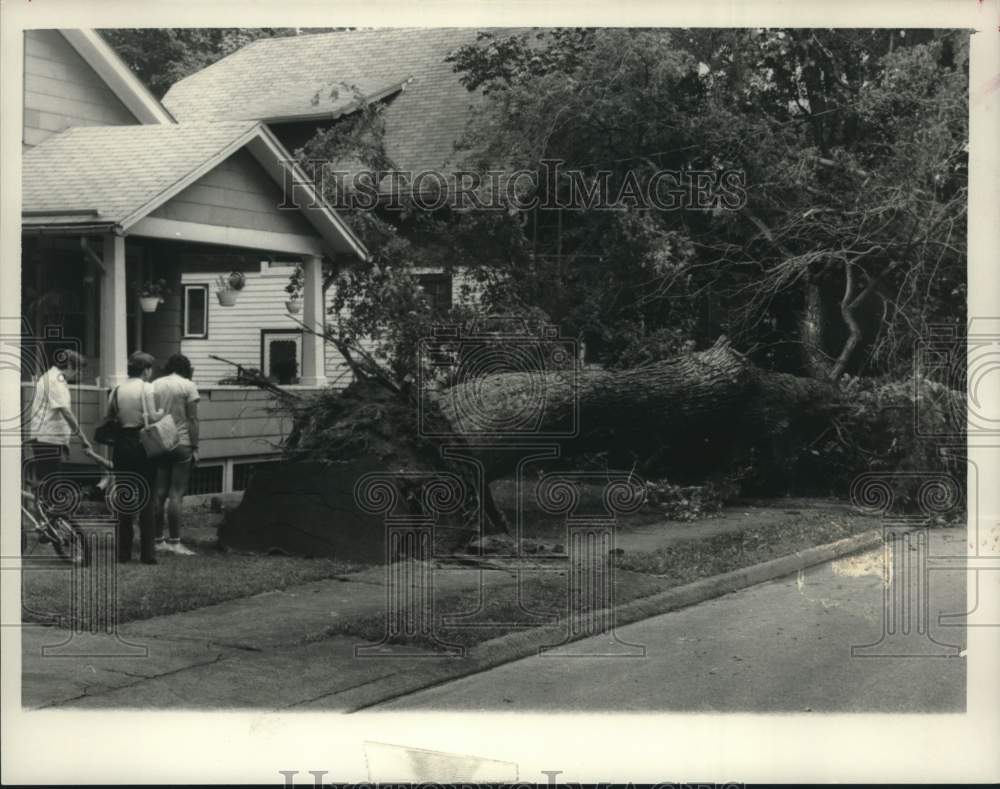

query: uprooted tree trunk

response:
[222,334,965,551]
[436,336,841,483]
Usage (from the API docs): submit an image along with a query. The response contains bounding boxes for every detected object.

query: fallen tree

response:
[434,336,841,482]
[220,335,965,553]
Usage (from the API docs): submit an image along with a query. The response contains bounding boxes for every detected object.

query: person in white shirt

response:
[26,350,93,498]
[152,354,200,556]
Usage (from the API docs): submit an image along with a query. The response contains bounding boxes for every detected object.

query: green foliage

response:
[296,93,393,174]
[449,28,968,376]
[136,278,170,299]
[643,475,743,521]
[447,29,599,96]
[292,102,541,393]
[284,380,446,468]
[614,509,878,579]
[106,27,969,509]
[745,375,966,512]
[101,28,302,97]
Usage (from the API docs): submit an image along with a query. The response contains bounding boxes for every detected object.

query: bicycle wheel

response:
[47,517,87,565]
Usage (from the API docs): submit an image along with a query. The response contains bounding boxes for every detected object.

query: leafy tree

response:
[104,27,968,502]
[102,28,329,97]
[447,28,967,380]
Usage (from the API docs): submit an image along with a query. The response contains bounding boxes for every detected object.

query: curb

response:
[336,528,885,711]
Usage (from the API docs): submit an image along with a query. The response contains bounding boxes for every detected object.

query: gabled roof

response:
[60,30,175,125]
[22,122,367,260]
[163,28,490,174]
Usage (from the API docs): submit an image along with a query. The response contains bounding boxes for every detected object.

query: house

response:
[22,29,173,148]
[20,29,368,496]
[161,28,494,312]
[162,28,485,179]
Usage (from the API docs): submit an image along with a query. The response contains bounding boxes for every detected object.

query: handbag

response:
[138,384,180,458]
[94,387,122,446]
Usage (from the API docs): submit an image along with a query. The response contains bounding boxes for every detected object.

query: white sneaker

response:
[155,540,171,553]
[169,541,196,556]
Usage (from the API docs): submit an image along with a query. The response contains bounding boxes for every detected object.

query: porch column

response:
[100,234,128,387]
[299,254,328,387]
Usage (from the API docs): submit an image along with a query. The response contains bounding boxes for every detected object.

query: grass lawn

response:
[332,506,881,651]
[330,566,673,650]
[21,494,883,645]
[613,508,879,582]
[21,550,364,627]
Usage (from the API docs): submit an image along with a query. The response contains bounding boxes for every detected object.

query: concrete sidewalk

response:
[20,508,900,711]
[20,562,523,709]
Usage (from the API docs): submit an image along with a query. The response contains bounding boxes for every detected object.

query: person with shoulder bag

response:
[94,386,121,447]
[107,352,164,564]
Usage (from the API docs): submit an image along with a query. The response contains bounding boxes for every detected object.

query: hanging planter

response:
[215,271,245,308]
[136,278,170,313]
[285,297,302,314]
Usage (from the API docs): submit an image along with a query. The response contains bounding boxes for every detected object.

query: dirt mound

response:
[219,457,391,562]
[220,381,483,561]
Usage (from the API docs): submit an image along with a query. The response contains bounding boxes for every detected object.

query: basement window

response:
[233,459,278,492]
[187,463,223,495]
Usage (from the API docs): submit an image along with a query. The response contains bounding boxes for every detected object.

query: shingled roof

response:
[21,121,367,258]
[162,28,490,174]
[22,122,257,226]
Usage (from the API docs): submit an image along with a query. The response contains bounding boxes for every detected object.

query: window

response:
[188,463,224,495]
[233,459,278,492]
[261,329,302,384]
[417,273,453,312]
[183,284,209,338]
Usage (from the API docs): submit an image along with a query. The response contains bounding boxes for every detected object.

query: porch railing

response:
[18,382,325,465]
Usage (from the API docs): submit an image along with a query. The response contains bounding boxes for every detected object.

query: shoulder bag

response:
[139,384,179,458]
[93,387,122,446]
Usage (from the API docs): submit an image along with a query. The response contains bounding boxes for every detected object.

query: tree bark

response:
[801,280,835,378]
[436,336,820,481]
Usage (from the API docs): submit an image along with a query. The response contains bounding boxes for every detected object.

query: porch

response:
[19,227,339,487]
[21,120,366,381]
[19,120,368,487]
[18,380,322,493]
[20,233,338,389]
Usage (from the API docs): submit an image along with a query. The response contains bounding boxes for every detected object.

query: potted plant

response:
[216,271,246,307]
[284,264,303,314]
[138,278,170,312]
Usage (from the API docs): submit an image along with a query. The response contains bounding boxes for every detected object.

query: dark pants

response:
[112,428,157,563]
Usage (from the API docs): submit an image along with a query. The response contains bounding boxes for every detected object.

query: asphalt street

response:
[376,530,968,712]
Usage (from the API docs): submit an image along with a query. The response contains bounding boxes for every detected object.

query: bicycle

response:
[21,448,114,564]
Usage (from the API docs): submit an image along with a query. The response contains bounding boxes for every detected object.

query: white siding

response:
[180,265,354,388]
[180,266,479,390]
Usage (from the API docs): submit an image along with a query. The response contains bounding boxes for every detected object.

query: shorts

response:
[159,445,193,465]
[25,440,68,488]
